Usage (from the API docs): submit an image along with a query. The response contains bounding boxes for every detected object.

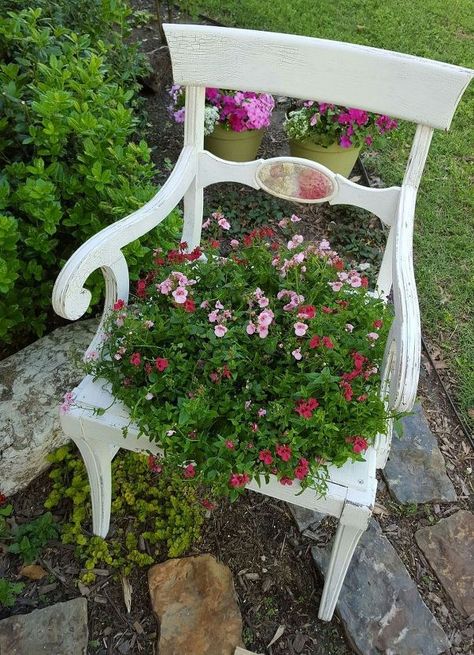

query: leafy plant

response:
[0,7,180,341]
[83,218,395,501]
[8,513,58,564]
[45,445,205,584]
[0,578,24,608]
[0,504,13,539]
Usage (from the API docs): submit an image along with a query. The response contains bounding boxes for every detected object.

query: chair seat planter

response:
[52,23,472,621]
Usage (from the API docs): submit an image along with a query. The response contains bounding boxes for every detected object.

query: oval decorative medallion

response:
[256,159,337,203]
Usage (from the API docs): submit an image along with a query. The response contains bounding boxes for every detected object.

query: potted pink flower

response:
[284,101,398,176]
[169,85,275,161]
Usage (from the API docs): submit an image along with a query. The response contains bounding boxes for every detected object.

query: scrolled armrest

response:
[52,146,197,322]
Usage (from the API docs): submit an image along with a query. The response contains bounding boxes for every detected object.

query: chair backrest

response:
[163,23,472,417]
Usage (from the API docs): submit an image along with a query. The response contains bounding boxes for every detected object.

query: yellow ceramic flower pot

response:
[289,139,361,177]
[204,124,264,162]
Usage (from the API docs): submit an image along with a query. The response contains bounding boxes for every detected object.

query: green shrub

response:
[45,445,204,584]
[8,512,59,564]
[0,578,25,608]
[0,7,180,341]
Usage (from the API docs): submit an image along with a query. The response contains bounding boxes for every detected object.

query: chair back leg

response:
[318,502,371,621]
[74,436,117,538]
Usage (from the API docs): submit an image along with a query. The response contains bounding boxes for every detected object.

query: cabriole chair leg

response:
[73,436,117,538]
[318,502,371,621]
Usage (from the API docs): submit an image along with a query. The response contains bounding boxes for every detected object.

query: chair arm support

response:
[52,146,197,322]
[383,185,421,413]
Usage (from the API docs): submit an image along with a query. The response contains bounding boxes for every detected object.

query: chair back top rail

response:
[164,23,473,130]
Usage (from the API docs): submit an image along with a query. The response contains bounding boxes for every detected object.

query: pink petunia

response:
[214,324,228,337]
[292,347,302,360]
[172,286,188,303]
[294,322,308,337]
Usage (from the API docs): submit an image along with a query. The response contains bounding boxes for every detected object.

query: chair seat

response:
[62,374,378,519]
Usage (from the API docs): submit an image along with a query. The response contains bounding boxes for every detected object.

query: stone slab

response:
[384,402,457,504]
[0,320,98,495]
[0,597,88,654]
[416,510,474,616]
[148,554,243,655]
[312,519,450,655]
[288,504,325,533]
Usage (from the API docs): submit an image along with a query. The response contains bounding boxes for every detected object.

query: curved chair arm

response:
[52,147,197,342]
[383,185,421,413]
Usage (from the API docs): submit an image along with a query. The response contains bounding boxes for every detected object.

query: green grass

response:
[185,0,474,429]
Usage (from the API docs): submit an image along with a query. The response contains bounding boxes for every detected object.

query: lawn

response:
[185,0,474,429]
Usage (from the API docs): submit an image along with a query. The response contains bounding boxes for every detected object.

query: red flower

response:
[322,306,333,314]
[322,336,334,349]
[352,352,366,371]
[144,363,153,375]
[225,440,235,450]
[113,299,125,311]
[336,300,348,310]
[222,365,232,379]
[361,276,369,288]
[148,455,162,474]
[154,256,165,266]
[258,449,273,465]
[276,444,292,462]
[229,472,250,488]
[340,380,353,401]
[295,458,310,480]
[155,357,169,372]
[373,319,383,329]
[0,493,6,505]
[333,258,344,271]
[179,241,188,251]
[298,305,316,319]
[136,279,147,298]
[130,352,141,367]
[350,436,368,454]
[209,371,220,383]
[306,398,319,410]
[209,239,220,249]
[183,298,196,313]
[309,335,320,349]
[279,476,293,486]
[357,394,368,402]
[183,463,196,479]
[295,398,318,419]
[201,498,216,510]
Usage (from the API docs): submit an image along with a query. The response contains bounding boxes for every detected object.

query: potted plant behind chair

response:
[284,101,398,176]
[169,85,275,162]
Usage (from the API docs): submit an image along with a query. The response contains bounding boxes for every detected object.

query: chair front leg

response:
[74,436,118,538]
[318,502,371,621]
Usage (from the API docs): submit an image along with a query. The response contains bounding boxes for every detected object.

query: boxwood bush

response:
[0,5,180,342]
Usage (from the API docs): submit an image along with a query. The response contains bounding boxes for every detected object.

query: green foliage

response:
[45,445,204,585]
[0,578,25,608]
[8,513,58,564]
[86,221,394,500]
[0,6,180,342]
[0,504,13,539]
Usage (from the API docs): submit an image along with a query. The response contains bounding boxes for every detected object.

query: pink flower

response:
[230,239,239,249]
[250,422,259,432]
[322,336,334,349]
[279,477,293,486]
[130,352,141,366]
[158,279,172,295]
[145,392,154,400]
[351,436,368,454]
[172,286,188,303]
[373,319,383,329]
[367,332,379,341]
[218,217,231,230]
[295,458,310,480]
[258,309,274,327]
[294,322,308,337]
[298,305,316,319]
[257,325,269,339]
[292,347,302,360]
[225,440,235,450]
[257,408,266,417]
[155,357,169,372]
[183,463,196,479]
[214,324,228,337]
[246,322,256,335]
[340,134,352,148]
[276,444,292,462]
[59,391,75,415]
[113,299,125,311]
[345,323,354,333]
[290,214,302,223]
[148,455,162,473]
[144,320,154,329]
[259,449,273,465]
[278,218,289,228]
[350,276,362,288]
[200,300,209,309]
[309,335,320,349]
[229,472,250,488]
[329,281,343,292]
[208,310,219,323]
[287,234,304,250]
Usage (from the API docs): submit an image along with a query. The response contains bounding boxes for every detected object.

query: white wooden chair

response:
[52,24,472,621]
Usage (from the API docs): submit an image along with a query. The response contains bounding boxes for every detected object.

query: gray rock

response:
[288,504,325,532]
[383,403,457,504]
[0,320,98,495]
[0,597,88,654]
[312,519,450,655]
[416,510,474,616]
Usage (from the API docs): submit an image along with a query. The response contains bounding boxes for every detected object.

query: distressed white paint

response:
[52,25,472,622]
[164,23,472,130]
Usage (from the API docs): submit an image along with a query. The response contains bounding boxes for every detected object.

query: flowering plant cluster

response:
[84,218,393,501]
[168,85,275,135]
[284,101,398,149]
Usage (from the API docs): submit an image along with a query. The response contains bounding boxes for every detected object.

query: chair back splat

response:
[52,23,473,622]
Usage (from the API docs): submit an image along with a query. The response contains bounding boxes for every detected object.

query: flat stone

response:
[288,504,325,532]
[312,519,450,655]
[148,554,243,655]
[383,402,457,504]
[0,320,98,495]
[416,510,474,616]
[0,597,88,654]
